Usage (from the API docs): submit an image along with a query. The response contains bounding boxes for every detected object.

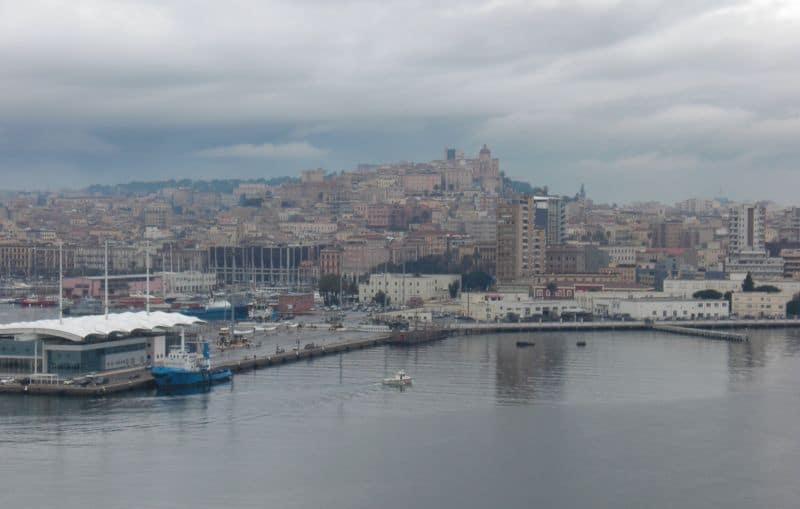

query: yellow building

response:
[731,291,792,318]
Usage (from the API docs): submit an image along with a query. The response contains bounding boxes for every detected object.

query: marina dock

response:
[651,324,749,342]
[0,333,394,396]
[3,317,800,396]
[446,318,800,335]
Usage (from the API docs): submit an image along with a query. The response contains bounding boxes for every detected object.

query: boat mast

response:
[146,240,151,316]
[58,241,63,324]
[104,240,109,319]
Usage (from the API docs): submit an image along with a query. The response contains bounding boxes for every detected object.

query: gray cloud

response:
[1,0,800,202]
[195,141,326,159]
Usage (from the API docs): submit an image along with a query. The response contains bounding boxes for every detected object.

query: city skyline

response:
[3,1,800,202]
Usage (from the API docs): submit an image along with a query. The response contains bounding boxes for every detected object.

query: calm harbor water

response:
[2,307,800,508]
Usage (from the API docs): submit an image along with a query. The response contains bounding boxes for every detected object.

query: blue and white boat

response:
[178,299,249,321]
[151,331,232,390]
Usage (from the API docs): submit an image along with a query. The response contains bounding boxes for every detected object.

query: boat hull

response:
[151,367,232,389]
[178,306,249,321]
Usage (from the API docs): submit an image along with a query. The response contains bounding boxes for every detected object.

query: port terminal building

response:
[0,311,202,377]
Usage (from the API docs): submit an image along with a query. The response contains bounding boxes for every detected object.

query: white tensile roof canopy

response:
[0,311,204,342]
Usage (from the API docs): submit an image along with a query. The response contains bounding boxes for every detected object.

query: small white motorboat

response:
[382,370,413,387]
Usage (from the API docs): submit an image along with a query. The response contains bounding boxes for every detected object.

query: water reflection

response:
[156,385,214,397]
[494,333,567,403]
[727,336,769,385]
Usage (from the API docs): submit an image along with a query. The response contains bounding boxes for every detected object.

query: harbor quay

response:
[2,311,800,396]
[448,318,800,337]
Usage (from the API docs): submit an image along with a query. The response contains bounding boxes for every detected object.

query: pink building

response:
[63,275,163,299]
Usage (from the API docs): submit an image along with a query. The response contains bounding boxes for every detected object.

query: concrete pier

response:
[444,317,800,334]
[3,317,800,397]
[215,334,392,373]
[0,335,394,396]
[652,324,749,342]
[0,366,153,396]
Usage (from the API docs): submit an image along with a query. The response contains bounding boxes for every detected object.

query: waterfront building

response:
[662,276,800,298]
[459,292,583,322]
[592,297,730,320]
[731,291,792,318]
[573,289,668,315]
[358,273,459,306]
[0,311,201,377]
[277,293,315,313]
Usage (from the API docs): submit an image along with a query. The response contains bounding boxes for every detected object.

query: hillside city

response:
[1,144,799,322]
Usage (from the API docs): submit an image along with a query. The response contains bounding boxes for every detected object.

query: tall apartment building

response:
[496,196,545,283]
[728,204,766,254]
[725,204,783,278]
[533,196,566,246]
[778,207,800,242]
[650,220,684,248]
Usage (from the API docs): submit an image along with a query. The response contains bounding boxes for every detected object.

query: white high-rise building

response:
[728,204,766,255]
[533,196,566,246]
[725,204,784,279]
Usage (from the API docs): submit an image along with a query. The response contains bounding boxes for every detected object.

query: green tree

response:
[754,285,781,293]
[448,280,460,299]
[372,290,388,306]
[319,274,345,305]
[742,272,755,292]
[787,294,800,317]
[693,289,723,300]
[462,271,492,292]
[319,274,342,294]
[546,282,558,294]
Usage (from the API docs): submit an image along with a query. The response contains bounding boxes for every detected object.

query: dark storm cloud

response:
[1,0,799,202]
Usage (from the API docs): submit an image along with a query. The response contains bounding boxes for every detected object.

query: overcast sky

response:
[2,0,800,203]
